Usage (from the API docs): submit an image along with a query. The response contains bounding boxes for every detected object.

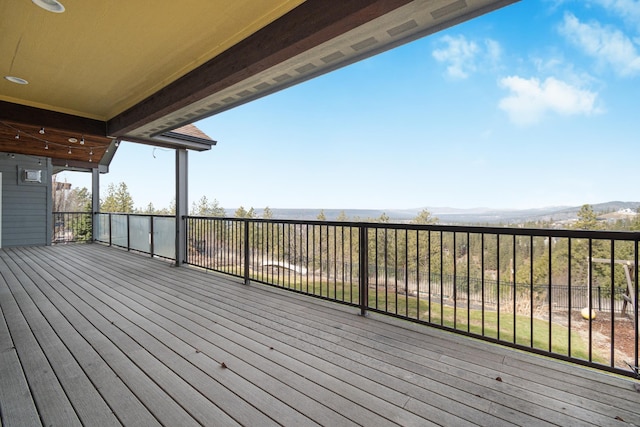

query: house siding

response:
[0,153,52,247]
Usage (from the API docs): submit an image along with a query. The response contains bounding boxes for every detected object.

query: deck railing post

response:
[359,225,369,316]
[126,214,131,251]
[244,220,250,285]
[150,215,155,257]
[108,213,112,247]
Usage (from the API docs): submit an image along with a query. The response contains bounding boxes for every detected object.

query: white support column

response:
[91,168,100,242]
[175,148,188,266]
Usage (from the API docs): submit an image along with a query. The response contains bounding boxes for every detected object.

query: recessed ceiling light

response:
[68,137,78,143]
[32,0,65,13]
[4,76,29,85]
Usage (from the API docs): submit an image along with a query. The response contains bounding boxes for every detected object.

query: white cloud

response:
[432,35,479,79]
[589,0,640,29]
[484,39,502,66]
[498,76,600,125]
[432,35,501,79]
[559,12,640,76]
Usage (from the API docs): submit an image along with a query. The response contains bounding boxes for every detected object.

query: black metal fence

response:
[52,211,92,243]
[80,212,640,378]
[184,217,640,377]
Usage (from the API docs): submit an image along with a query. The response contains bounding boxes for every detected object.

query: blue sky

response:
[59,0,640,211]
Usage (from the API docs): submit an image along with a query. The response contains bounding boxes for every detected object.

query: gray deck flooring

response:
[1,244,639,426]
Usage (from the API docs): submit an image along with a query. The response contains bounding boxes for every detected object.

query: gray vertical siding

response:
[0,153,52,247]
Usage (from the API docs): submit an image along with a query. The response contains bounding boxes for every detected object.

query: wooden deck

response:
[1,244,639,427]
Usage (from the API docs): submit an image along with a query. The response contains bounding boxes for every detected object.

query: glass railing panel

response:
[110,214,128,247]
[129,216,151,253]
[153,217,175,260]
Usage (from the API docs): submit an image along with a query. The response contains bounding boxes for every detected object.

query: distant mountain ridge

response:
[231,201,640,224]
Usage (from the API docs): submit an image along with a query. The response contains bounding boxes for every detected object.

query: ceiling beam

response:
[107,0,411,137]
[51,158,105,172]
[0,101,107,137]
[122,135,215,152]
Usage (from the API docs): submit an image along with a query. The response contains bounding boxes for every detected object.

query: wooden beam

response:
[0,101,107,137]
[175,149,188,266]
[51,158,99,171]
[0,120,112,164]
[107,0,411,136]
[121,135,214,152]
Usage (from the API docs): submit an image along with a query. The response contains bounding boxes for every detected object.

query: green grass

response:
[251,273,603,363]
[370,289,599,362]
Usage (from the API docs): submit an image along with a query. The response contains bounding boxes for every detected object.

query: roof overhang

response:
[1,0,518,169]
[110,0,519,140]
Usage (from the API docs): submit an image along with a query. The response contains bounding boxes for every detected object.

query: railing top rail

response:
[94,212,175,219]
[77,211,640,241]
[53,211,92,215]
[184,215,640,240]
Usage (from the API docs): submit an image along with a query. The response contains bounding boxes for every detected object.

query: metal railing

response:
[185,216,640,378]
[83,212,640,378]
[52,211,92,243]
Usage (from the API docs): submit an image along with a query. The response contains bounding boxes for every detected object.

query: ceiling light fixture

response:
[15,131,20,139]
[39,127,45,134]
[68,137,77,143]
[32,0,65,13]
[4,76,29,85]
[68,147,72,154]
[45,142,49,150]
[80,137,85,145]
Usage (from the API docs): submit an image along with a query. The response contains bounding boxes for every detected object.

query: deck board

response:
[0,254,83,427]
[13,246,245,427]
[41,246,415,426]
[0,302,41,427]
[1,244,639,426]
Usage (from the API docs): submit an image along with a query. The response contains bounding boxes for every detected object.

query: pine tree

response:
[377,212,390,223]
[235,206,248,218]
[573,204,599,230]
[210,199,226,217]
[101,182,134,213]
[191,195,210,216]
[411,208,438,225]
[191,196,226,217]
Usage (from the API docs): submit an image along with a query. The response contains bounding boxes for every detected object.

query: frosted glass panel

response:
[111,215,128,247]
[96,214,110,242]
[130,216,151,253]
[153,217,175,260]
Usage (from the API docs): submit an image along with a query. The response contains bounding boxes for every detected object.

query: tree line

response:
[54,179,639,294]
[54,180,640,231]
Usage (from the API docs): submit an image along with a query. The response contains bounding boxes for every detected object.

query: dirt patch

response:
[564,311,638,370]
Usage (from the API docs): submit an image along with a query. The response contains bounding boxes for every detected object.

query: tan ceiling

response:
[0,0,518,170]
[1,0,305,120]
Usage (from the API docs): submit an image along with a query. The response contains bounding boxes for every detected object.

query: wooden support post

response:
[91,167,99,242]
[175,148,188,266]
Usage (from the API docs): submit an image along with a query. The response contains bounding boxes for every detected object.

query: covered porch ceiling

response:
[1,0,518,170]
